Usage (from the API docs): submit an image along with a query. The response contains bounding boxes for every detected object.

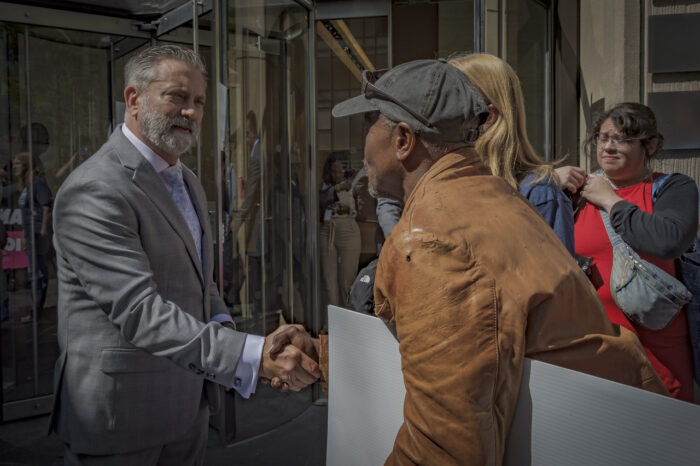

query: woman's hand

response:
[581,175,623,213]
[555,166,586,193]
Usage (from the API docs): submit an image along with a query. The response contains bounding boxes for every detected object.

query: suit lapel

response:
[182,166,212,287]
[112,130,205,286]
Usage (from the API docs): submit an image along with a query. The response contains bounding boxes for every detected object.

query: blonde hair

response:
[448,53,558,190]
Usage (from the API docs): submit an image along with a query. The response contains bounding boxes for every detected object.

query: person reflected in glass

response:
[56,145,90,180]
[20,122,49,176]
[230,110,263,318]
[319,151,361,320]
[0,196,6,322]
[222,132,243,310]
[13,152,52,320]
[0,162,10,319]
[574,103,698,401]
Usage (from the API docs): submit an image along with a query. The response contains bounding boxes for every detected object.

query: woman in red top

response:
[575,102,698,401]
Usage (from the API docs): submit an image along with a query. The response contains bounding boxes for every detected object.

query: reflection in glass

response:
[315,17,388,326]
[226,2,311,337]
[1,24,111,411]
[220,1,314,442]
[14,152,51,316]
[505,0,549,158]
[319,151,361,324]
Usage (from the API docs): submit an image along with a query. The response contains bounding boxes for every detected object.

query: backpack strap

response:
[651,173,677,204]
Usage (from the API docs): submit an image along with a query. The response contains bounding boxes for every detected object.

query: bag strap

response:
[651,173,676,204]
[601,172,675,245]
[599,209,628,251]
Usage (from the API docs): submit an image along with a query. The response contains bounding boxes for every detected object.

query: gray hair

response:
[124,44,207,91]
[379,115,467,160]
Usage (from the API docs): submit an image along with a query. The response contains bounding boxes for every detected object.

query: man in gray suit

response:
[50,44,319,465]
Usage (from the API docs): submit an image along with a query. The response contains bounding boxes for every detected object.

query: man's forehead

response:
[150,60,205,83]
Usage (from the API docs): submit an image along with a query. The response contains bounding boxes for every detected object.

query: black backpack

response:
[347,258,378,314]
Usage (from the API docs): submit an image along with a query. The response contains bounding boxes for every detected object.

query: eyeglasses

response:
[362,69,434,129]
[594,132,642,147]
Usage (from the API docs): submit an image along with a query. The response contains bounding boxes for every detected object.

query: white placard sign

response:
[327,305,700,466]
[327,305,405,466]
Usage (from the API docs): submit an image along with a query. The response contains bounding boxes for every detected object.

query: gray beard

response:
[140,98,198,156]
[368,181,402,202]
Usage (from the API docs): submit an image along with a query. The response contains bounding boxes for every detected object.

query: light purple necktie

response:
[161,164,202,264]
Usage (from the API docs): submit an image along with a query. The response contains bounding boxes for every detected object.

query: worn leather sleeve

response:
[375,230,512,466]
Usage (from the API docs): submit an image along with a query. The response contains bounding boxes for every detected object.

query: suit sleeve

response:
[375,232,510,466]
[53,178,247,387]
[209,281,230,319]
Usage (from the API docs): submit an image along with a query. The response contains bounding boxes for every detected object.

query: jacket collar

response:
[404,149,486,211]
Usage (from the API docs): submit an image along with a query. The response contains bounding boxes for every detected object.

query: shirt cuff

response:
[211,313,235,327]
[231,334,264,399]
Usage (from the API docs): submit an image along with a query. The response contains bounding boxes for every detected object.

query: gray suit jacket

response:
[50,129,248,455]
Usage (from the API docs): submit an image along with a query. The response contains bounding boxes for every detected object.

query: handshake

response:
[259,325,322,392]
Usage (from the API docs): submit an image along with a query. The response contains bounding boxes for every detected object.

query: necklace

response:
[602,170,652,189]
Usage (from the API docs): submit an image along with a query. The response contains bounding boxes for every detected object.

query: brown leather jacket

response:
[370,151,667,465]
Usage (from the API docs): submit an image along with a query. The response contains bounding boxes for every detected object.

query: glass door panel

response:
[0,23,114,420]
[223,0,313,442]
[503,0,550,159]
[226,1,310,336]
[315,16,388,331]
[482,0,551,159]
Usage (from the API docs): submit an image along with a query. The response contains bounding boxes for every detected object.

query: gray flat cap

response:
[332,58,488,143]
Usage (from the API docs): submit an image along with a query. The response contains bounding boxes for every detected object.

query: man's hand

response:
[555,166,586,193]
[259,326,320,392]
[262,324,320,392]
[268,324,319,361]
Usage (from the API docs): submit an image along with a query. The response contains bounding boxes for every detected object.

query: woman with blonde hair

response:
[449,53,576,254]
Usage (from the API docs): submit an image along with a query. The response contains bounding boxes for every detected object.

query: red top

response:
[575,174,693,401]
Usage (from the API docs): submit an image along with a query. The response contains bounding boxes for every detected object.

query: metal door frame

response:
[476,0,554,160]
[0,0,314,422]
[0,0,215,423]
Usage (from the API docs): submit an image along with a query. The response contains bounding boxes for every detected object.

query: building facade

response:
[0,0,697,441]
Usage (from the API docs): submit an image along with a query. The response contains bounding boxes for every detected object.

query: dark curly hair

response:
[322,151,349,185]
[584,102,664,160]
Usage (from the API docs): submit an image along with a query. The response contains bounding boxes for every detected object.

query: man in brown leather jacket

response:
[274,59,667,465]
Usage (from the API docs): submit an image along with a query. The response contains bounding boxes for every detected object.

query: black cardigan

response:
[609,173,698,259]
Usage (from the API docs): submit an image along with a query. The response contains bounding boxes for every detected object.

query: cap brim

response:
[332,95,378,118]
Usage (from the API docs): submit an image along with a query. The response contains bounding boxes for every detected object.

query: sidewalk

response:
[0,387,327,466]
